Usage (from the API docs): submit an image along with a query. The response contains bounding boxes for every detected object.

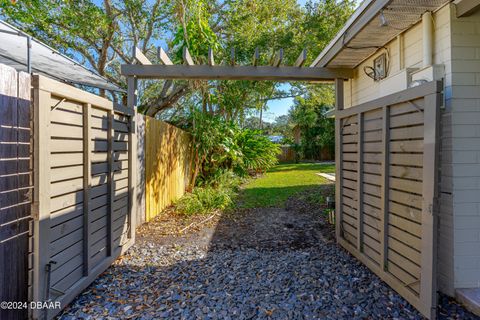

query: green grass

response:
[238,162,335,208]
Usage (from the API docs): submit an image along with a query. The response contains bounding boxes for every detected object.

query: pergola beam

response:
[121,64,353,81]
[252,47,260,66]
[133,47,152,65]
[272,49,284,67]
[208,48,215,66]
[157,47,173,65]
[183,47,194,65]
[295,49,307,67]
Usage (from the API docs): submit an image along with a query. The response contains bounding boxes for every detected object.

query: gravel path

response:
[58,186,478,320]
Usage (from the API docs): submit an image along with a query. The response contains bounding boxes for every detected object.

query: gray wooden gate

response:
[334,81,442,319]
[31,75,137,319]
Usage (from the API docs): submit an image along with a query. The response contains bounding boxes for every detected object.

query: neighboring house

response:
[312,0,480,317]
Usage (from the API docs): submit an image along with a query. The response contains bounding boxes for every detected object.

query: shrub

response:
[176,186,235,215]
[234,129,281,176]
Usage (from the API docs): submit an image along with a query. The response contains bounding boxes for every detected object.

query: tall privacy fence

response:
[0,62,192,320]
[0,64,32,320]
[335,81,442,319]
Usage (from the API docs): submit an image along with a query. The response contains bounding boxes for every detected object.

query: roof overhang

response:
[0,20,123,92]
[311,0,451,69]
[454,0,480,17]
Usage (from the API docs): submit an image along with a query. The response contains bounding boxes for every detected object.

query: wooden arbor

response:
[120,46,354,114]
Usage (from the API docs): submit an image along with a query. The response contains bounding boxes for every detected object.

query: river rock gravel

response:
[57,186,478,320]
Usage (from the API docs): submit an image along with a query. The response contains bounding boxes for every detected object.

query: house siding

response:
[343,4,461,295]
[449,5,480,290]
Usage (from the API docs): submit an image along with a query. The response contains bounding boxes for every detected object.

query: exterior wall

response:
[448,5,480,290]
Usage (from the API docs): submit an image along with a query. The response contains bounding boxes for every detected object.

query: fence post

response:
[107,110,114,255]
[335,78,344,241]
[420,92,440,319]
[128,108,137,242]
[356,112,364,251]
[127,76,137,243]
[32,79,52,319]
[82,104,91,275]
[380,105,390,270]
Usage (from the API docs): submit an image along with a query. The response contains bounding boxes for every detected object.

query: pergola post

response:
[127,76,138,110]
[335,78,344,241]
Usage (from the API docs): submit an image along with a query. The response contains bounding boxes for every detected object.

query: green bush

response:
[176,186,235,215]
[234,129,281,176]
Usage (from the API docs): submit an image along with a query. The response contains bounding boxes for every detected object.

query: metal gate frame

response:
[334,81,442,319]
[31,75,137,319]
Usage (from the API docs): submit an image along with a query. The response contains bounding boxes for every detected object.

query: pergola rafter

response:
[125,46,353,115]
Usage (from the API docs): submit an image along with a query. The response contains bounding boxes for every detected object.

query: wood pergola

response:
[121,46,354,113]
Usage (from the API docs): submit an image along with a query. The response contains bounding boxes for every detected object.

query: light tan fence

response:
[335,81,442,319]
[144,117,191,221]
[31,75,136,319]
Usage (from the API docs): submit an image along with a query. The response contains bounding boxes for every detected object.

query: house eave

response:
[312,0,452,69]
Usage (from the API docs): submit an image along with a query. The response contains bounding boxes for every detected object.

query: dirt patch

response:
[135,184,335,252]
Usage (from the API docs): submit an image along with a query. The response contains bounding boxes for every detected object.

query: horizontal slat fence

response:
[32,75,136,320]
[0,63,32,320]
[335,81,442,319]
[145,117,191,221]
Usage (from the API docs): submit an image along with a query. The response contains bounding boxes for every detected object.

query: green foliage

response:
[176,186,234,215]
[289,85,335,160]
[234,129,280,176]
[187,111,280,188]
[176,170,242,215]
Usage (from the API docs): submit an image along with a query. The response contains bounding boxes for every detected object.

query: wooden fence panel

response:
[145,117,191,221]
[31,75,136,320]
[0,64,32,320]
[335,81,442,319]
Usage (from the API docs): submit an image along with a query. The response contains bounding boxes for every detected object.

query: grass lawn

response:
[238,162,335,208]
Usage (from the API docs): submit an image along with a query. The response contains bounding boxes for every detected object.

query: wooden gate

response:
[335,81,442,319]
[31,75,136,319]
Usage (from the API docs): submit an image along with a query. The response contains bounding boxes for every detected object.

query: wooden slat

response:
[390,189,422,209]
[390,177,422,195]
[390,140,423,153]
[390,126,424,140]
[389,201,422,223]
[388,236,421,265]
[390,112,423,128]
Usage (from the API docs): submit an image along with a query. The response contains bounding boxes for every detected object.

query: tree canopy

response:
[0,0,355,119]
